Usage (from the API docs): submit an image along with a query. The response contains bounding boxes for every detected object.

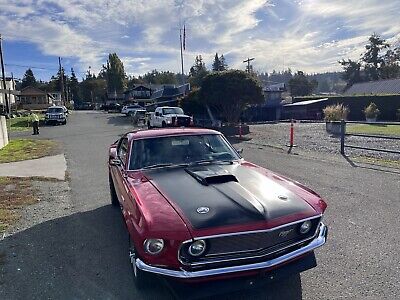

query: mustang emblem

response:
[279,228,294,237]
[196,207,210,214]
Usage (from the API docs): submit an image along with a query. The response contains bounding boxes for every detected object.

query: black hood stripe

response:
[145,164,315,229]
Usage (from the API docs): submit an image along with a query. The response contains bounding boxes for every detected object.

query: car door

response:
[112,137,130,205]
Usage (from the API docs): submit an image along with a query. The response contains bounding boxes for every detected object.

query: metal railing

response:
[340,120,400,155]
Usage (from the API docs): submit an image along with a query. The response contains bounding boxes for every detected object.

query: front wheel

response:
[129,235,151,290]
[147,122,152,129]
[161,121,166,128]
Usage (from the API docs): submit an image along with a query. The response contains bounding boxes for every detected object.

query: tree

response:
[107,53,126,93]
[219,54,228,71]
[199,70,264,123]
[362,34,389,80]
[69,68,80,102]
[288,71,318,96]
[212,53,228,72]
[339,59,363,89]
[188,55,208,87]
[140,70,178,84]
[21,68,37,89]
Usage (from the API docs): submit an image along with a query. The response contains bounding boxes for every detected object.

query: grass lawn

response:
[6,114,45,132]
[0,177,38,234]
[346,124,400,136]
[0,139,59,163]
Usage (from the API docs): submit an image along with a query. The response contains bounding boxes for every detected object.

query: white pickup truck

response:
[147,106,192,129]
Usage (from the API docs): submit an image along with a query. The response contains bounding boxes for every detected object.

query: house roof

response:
[284,98,328,107]
[344,78,400,95]
[151,83,190,100]
[20,86,53,97]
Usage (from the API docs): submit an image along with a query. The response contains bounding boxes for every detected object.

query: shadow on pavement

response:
[342,154,400,175]
[107,114,133,127]
[0,205,303,300]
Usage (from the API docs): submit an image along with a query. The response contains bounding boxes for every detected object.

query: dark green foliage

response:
[199,70,264,123]
[20,69,37,89]
[212,53,228,72]
[188,55,209,87]
[180,88,205,115]
[339,59,362,89]
[107,53,126,93]
[139,69,178,84]
[288,71,318,96]
[294,95,400,120]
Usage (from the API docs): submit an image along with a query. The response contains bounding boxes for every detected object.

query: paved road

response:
[1,111,399,299]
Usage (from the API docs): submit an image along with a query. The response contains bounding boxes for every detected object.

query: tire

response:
[162,121,166,128]
[129,235,151,290]
[147,122,152,129]
[63,120,67,125]
[109,174,119,206]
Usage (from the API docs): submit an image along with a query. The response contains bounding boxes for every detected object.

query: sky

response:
[1,0,399,81]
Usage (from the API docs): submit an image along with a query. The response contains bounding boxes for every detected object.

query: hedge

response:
[293,95,400,120]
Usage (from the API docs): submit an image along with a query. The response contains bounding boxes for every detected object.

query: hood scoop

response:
[185,166,238,186]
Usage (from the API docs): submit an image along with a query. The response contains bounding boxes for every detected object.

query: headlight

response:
[299,220,312,234]
[144,239,164,255]
[188,240,206,257]
[166,118,172,124]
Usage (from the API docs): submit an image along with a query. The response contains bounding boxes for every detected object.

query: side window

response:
[117,138,129,166]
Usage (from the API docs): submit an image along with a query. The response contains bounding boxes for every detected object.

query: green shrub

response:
[323,104,349,121]
[363,102,380,119]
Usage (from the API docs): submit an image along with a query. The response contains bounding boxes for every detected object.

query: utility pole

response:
[243,57,255,73]
[0,34,9,115]
[179,26,185,84]
[58,57,65,104]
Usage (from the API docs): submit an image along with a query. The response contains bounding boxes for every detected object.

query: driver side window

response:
[117,138,129,166]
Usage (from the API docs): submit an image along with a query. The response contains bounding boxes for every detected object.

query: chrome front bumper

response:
[135,223,328,279]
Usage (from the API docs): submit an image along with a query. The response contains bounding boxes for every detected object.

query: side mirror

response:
[110,159,122,166]
[155,112,160,116]
[237,148,244,154]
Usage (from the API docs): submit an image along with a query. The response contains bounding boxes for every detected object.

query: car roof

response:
[127,128,221,140]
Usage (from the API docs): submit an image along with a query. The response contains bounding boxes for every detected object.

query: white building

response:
[0,77,17,107]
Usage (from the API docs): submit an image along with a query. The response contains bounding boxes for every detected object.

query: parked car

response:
[44,106,67,125]
[122,104,143,116]
[131,109,147,125]
[102,103,122,113]
[108,128,328,289]
[147,106,192,128]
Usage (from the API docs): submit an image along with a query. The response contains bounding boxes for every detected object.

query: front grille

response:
[179,217,321,266]
[176,117,190,126]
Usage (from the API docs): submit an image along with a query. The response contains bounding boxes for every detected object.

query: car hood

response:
[164,114,190,118]
[144,162,317,231]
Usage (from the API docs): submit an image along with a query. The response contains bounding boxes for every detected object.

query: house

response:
[106,91,125,104]
[123,85,154,107]
[344,78,400,95]
[0,77,18,112]
[148,83,190,107]
[242,83,285,122]
[18,86,54,110]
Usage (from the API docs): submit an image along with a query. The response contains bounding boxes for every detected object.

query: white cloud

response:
[1,0,399,77]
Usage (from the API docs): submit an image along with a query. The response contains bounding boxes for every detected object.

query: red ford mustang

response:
[108,128,327,289]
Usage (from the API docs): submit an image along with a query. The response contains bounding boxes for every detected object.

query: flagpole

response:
[179,27,185,84]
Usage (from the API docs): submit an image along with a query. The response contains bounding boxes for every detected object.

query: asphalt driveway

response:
[1,111,399,299]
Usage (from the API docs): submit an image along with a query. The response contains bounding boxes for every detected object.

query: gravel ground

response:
[249,123,400,161]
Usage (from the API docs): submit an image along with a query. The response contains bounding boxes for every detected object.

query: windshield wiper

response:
[141,163,189,170]
[188,159,234,166]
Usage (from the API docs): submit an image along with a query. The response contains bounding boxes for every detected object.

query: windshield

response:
[47,107,64,113]
[162,107,183,115]
[129,134,239,170]
[136,111,146,115]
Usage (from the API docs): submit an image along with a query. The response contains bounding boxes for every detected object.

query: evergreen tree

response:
[189,55,208,87]
[219,54,228,71]
[69,68,80,102]
[288,71,318,96]
[362,33,389,80]
[212,53,221,72]
[107,53,126,93]
[21,68,37,89]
